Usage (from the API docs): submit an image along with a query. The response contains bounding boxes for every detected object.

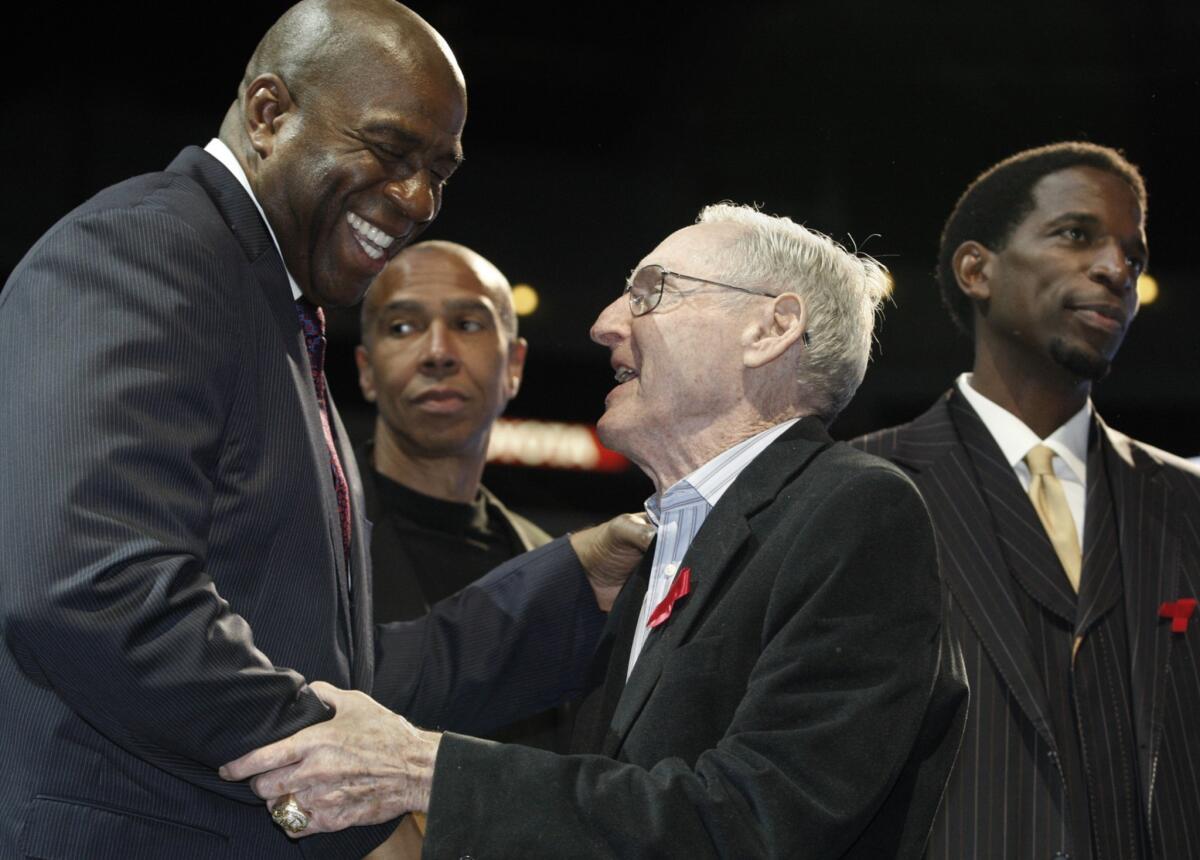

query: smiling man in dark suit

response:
[226,203,969,858]
[855,142,1200,859]
[0,1,643,856]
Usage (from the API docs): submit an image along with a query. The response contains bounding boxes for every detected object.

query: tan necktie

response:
[1024,445,1082,593]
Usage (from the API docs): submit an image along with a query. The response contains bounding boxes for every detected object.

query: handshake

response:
[220,513,655,838]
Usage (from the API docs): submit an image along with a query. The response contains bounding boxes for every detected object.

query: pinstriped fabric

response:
[0,148,394,858]
[853,389,1200,859]
[0,147,606,858]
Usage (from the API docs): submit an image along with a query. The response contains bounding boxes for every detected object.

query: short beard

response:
[1049,336,1111,382]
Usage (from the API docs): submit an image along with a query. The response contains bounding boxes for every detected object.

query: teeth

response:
[614,367,637,383]
[347,212,397,257]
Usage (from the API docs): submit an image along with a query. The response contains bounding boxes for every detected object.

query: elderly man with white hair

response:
[225,203,969,859]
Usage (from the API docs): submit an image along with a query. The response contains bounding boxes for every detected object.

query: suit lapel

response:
[1076,421,1122,639]
[1104,420,1181,816]
[331,398,369,687]
[593,552,651,756]
[914,392,1061,753]
[952,399,1078,623]
[167,147,356,669]
[604,418,830,756]
[604,514,752,755]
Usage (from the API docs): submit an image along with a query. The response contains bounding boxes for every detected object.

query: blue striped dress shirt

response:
[626,418,799,676]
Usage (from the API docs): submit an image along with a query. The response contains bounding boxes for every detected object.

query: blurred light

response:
[1136,273,1159,306]
[512,283,539,316]
[487,418,630,471]
[881,272,895,298]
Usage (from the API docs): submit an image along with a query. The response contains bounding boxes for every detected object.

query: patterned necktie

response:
[295,299,352,566]
[1024,444,1081,593]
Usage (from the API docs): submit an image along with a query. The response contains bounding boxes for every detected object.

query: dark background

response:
[6,2,1198,531]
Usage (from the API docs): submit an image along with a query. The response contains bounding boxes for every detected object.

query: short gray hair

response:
[697,202,889,422]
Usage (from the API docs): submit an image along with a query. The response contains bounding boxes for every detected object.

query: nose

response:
[419,320,460,378]
[383,172,439,227]
[1089,240,1137,294]
[590,295,631,347]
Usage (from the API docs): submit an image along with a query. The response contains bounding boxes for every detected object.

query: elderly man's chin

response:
[596,409,635,460]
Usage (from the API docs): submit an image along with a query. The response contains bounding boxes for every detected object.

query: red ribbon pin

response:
[1159,599,1198,633]
[648,567,692,629]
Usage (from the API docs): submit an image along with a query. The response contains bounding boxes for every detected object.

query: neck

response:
[217,108,256,187]
[970,345,1091,439]
[371,420,487,504]
[638,415,784,494]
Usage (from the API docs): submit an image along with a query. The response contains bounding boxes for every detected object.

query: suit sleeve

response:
[422,466,948,858]
[0,207,332,802]
[373,537,607,734]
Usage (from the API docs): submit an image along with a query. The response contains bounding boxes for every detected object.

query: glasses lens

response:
[628,265,664,316]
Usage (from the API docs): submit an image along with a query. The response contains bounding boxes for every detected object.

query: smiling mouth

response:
[614,366,637,384]
[347,212,398,261]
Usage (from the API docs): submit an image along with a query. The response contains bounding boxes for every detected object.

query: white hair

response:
[697,202,889,421]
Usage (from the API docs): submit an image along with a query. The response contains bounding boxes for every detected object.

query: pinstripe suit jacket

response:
[854,389,1200,859]
[0,147,603,858]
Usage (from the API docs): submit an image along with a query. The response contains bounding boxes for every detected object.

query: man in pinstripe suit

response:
[856,142,1200,859]
[0,1,644,856]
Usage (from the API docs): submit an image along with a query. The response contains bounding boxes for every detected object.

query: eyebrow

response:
[1045,211,1148,258]
[1045,211,1101,227]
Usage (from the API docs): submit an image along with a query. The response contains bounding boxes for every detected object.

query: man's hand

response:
[570,512,656,611]
[219,682,440,838]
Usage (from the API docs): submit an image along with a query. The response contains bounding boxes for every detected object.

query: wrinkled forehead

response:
[636,222,747,278]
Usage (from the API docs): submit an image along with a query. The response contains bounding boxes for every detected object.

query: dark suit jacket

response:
[0,147,603,858]
[854,389,1200,859]
[424,418,969,859]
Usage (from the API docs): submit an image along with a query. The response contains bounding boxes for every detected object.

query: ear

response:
[952,240,992,303]
[244,74,294,159]
[355,345,377,402]
[504,337,528,400]
[743,293,807,369]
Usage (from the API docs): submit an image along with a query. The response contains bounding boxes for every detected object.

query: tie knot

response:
[1025,444,1056,476]
[294,298,326,342]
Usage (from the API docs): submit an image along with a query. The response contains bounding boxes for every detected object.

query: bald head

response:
[238,0,464,114]
[354,240,527,479]
[216,0,467,310]
[361,241,516,349]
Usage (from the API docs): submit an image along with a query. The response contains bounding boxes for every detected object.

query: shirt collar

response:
[956,373,1091,483]
[203,138,302,301]
[644,418,800,524]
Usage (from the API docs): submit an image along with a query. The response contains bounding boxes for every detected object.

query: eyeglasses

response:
[623,264,778,317]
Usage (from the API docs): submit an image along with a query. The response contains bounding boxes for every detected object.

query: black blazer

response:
[0,147,603,858]
[424,418,969,859]
[854,389,1200,859]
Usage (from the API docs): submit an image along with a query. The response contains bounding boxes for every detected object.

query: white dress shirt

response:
[626,418,800,677]
[956,373,1090,547]
[203,138,302,301]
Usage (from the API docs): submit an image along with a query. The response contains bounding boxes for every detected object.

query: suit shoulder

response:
[481,485,553,550]
[795,441,924,502]
[849,422,912,458]
[506,509,553,549]
[1117,433,1200,490]
[23,169,227,263]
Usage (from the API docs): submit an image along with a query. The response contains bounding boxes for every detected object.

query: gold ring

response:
[271,794,311,834]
